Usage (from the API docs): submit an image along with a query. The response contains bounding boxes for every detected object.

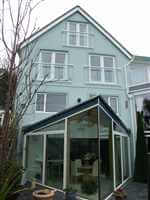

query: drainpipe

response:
[124,56,136,163]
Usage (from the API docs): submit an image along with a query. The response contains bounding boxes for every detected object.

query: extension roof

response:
[23,95,130,134]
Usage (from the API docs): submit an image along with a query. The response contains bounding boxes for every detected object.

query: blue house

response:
[20,5,148,200]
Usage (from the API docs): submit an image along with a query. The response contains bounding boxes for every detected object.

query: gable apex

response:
[21,5,132,59]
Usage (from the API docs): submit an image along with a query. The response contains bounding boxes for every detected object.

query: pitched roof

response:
[21,5,132,59]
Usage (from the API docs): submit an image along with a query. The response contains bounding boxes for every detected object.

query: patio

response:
[17,181,147,200]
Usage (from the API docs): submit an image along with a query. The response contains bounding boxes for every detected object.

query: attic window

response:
[65,22,89,47]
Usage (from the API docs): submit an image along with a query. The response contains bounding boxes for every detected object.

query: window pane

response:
[105,70,114,82]
[55,53,65,64]
[110,97,117,113]
[46,93,66,112]
[104,57,113,68]
[55,66,64,79]
[69,34,76,45]
[114,135,122,186]
[42,52,52,63]
[68,108,98,200]
[36,94,44,111]
[45,133,64,189]
[91,69,101,81]
[80,23,87,33]
[80,35,87,46]
[99,108,114,198]
[70,22,76,32]
[90,56,100,66]
[43,65,51,79]
[26,135,43,182]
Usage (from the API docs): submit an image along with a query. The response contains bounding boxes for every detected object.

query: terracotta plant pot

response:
[32,189,55,200]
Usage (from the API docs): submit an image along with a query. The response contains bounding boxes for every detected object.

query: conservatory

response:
[23,95,131,200]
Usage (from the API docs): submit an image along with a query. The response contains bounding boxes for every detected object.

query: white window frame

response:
[66,22,89,47]
[0,111,4,126]
[35,93,67,114]
[89,94,119,114]
[89,55,117,84]
[37,51,68,81]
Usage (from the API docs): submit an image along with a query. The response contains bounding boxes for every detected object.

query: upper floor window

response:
[65,22,89,47]
[89,55,116,83]
[37,51,68,81]
[36,93,66,113]
[0,112,4,126]
[89,94,118,114]
[103,96,119,114]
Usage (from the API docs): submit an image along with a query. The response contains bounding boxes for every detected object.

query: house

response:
[126,55,150,132]
[20,5,148,200]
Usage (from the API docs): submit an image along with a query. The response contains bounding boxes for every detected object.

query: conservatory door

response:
[45,131,64,189]
[114,131,130,187]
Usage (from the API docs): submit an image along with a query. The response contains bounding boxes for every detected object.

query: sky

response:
[33,0,150,57]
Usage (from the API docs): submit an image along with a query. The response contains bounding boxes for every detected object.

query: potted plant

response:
[113,188,127,200]
[32,189,56,200]
[63,187,77,200]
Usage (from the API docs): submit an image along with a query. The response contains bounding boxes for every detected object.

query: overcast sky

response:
[33,0,150,57]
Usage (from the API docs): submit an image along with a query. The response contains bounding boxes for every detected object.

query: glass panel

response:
[55,66,64,79]
[36,94,44,111]
[122,137,130,180]
[99,109,113,199]
[43,64,51,79]
[34,120,65,133]
[70,22,76,32]
[42,52,52,63]
[45,133,64,189]
[114,135,122,186]
[110,97,117,113]
[80,24,87,33]
[46,93,66,112]
[91,68,101,81]
[26,135,43,182]
[80,34,87,46]
[90,56,100,66]
[68,107,99,200]
[55,53,65,64]
[69,34,76,45]
[104,57,113,68]
[104,70,114,82]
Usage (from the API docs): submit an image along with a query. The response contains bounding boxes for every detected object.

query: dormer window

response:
[65,22,89,47]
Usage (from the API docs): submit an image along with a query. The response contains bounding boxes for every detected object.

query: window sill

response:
[36,79,72,84]
[85,82,120,86]
[63,45,93,49]
[35,111,57,114]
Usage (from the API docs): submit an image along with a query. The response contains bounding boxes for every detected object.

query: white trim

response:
[120,136,124,183]
[63,118,68,189]
[23,135,27,169]
[42,135,46,184]
[21,6,132,59]
[26,130,64,136]
[112,120,116,189]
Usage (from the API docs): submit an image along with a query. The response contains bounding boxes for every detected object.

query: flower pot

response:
[32,189,55,200]
[65,191,77,200]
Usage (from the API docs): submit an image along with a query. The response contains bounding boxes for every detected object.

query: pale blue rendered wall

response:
[22,12,132,130]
